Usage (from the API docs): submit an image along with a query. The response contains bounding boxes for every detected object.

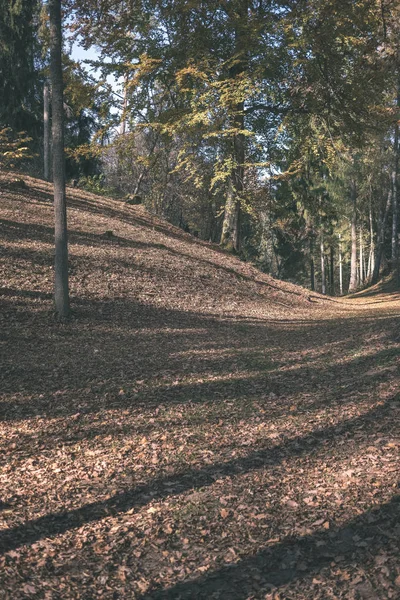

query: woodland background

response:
[1,0,400,294]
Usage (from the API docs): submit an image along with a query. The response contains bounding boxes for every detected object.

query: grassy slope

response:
[1,173,400,599]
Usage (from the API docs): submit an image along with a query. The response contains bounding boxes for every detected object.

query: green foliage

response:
[0,0,42,134]
[67,0,400,292]
[78,174,115,195]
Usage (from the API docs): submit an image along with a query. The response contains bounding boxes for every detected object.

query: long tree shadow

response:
[0,207,324,302]
[0,396,398,555]
[1,295,398,423]
[141,494,400,599]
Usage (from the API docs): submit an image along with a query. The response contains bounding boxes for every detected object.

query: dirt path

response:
[1,174,399,599]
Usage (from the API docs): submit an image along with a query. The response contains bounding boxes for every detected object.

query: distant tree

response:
[68,0,399,293]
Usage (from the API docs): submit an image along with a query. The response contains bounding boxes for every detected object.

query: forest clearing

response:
[2,0,400,597]
[1,174,399,599]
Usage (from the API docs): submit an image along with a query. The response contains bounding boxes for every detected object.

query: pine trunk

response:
[348,181,358,293]
[221,179,241,252]
[330,246,335,295]
[220,95,244,253]
[372,187,392,284]
[392,113,399,286]
[310,236,315,291]
[367,200,375,281]
[43,79,51,181]
[359,226,364,286]
[220,3,247,253]
[320,230,326,295]
[392,163,398,266]
[49,0,70,320]
[338,234,343,295]
[392,75,399,267]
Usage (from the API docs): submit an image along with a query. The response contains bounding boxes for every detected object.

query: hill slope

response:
[1,173,399,600]
[0,172,329,322]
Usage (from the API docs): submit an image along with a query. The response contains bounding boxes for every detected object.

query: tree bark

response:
[132,134,159,197]
[43,79,51,181]
[220,173,242,252]
[49,0,70,320]
[330,245,335,295]
[220,3,247,253]
[120,73,128,135]
[367,197,375,281]
[338,234,343,295]
[220,97,244,252]
[372,186,392,284]
[391,74,399,267]
[348,180,358,293]
[310,235,315,291]
[359,226,364,286]
[320,229,326,294]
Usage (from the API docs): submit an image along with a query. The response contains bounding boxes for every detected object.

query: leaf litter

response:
[0,173,399,599]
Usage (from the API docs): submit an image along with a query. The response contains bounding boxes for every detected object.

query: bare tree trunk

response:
[330,245,335,295]
[391,76,399,267]
[359,226,364,286]
[220,3,247,253]
[132,134,159,197]
[338,234,343,295]
[220,177,241,252]
[220,95,244,252]
[133,169,145,197]
[49,0,69,320]
[348,181,358,293]
[392,157,398,267]
[372,186,392,284]
[310,235,315,291]
[120,73,128,135]
[44,79,51,181]
[320,229,326,294]
[367,199,375,281]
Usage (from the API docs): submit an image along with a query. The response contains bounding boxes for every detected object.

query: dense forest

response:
[1,0,400,298]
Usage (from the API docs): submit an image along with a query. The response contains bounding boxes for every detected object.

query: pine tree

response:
[49,0,70,320]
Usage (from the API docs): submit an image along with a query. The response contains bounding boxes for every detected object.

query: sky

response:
[69,40,123,93]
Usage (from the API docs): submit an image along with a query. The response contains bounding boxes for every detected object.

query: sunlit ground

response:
[1,173,399,599]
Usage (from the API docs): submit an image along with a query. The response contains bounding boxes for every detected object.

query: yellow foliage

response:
[0,128,32,169]
[127,54,162,90]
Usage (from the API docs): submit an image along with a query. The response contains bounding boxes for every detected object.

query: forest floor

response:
[0,172,399,600]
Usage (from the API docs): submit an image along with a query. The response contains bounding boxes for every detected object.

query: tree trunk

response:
[330,245,335,295]
[43,79,51,181]
[133,169,145,197]
[348,181,358,293]
[391,75,399,267]
[372,186,392,284]
[310,235,315,291]
[49,0,69,320]
[220,176,242,252]
[132,133,159,197]
[391,156,398,267]
[359,226,364,286]
[320,229,326,294]
[338,234,343,295]
[220,95,244,252]
[120,73,128,135]
[367,198,375,281]
[220,3,247,253]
